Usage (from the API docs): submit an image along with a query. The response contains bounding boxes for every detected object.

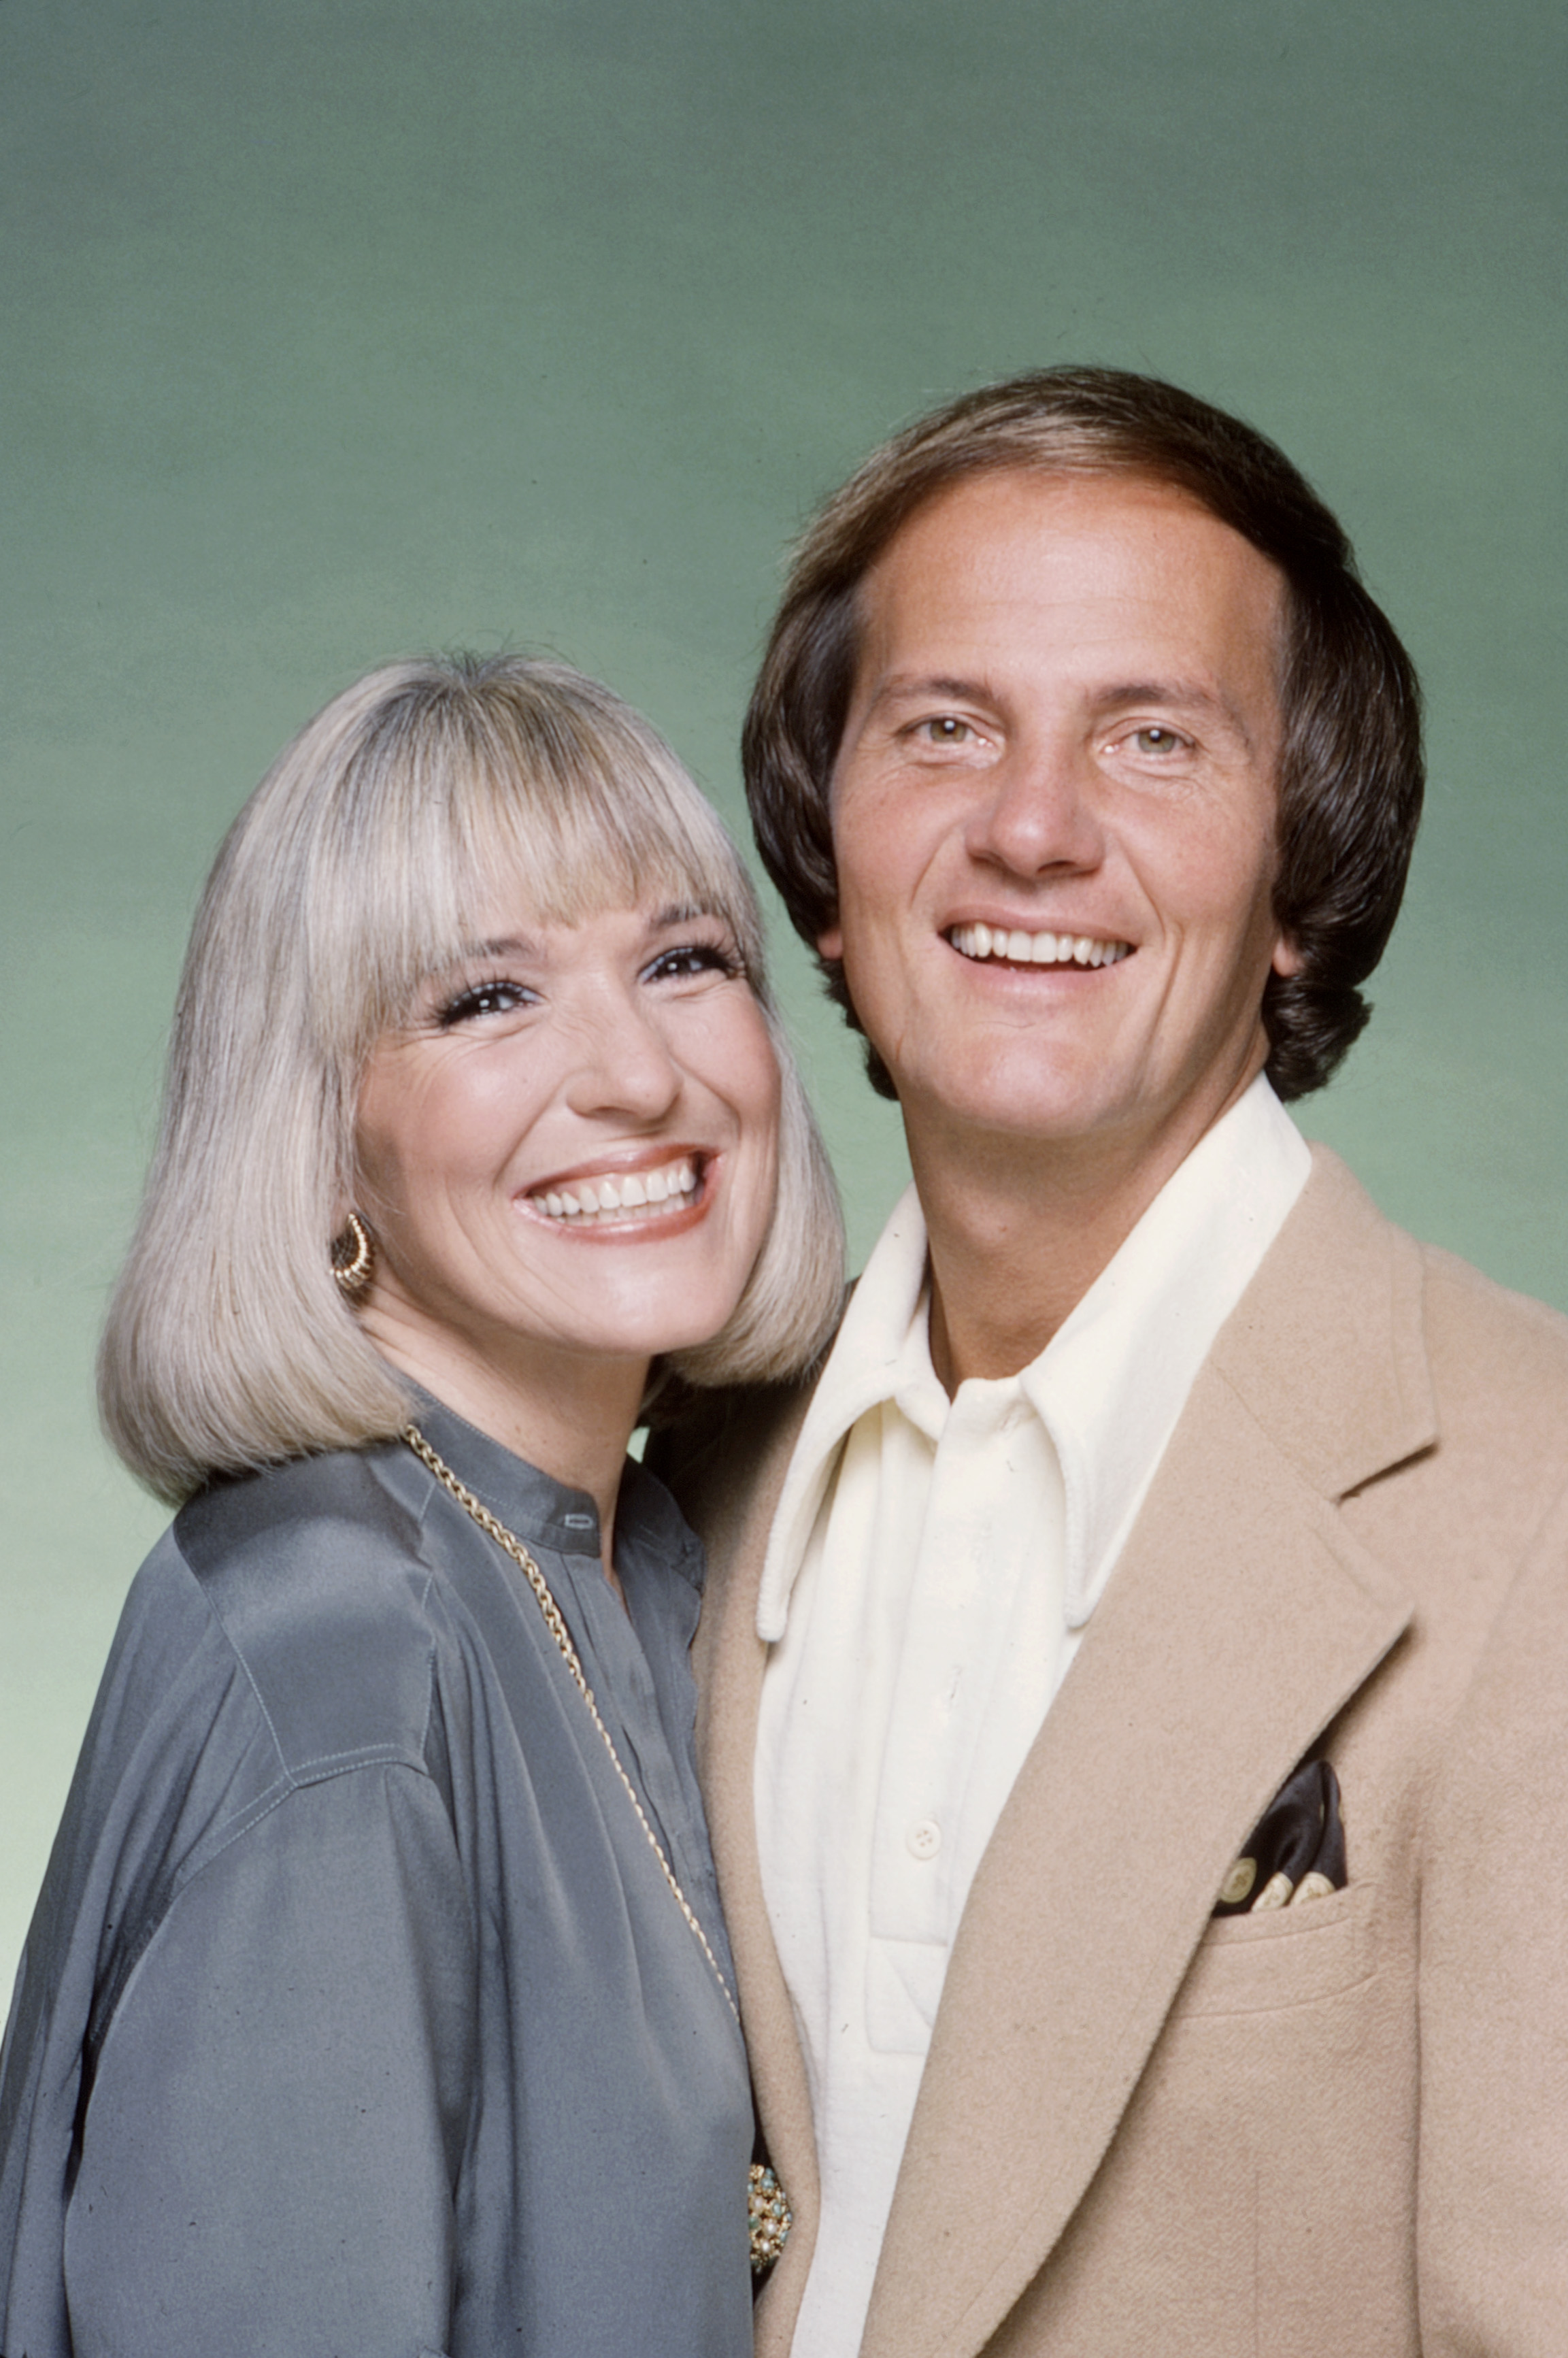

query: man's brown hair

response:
[743,366,1424,1102]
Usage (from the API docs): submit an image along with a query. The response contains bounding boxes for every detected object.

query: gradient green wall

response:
[2,0,1563,1987]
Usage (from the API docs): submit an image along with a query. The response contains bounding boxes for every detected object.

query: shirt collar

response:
[400,1384,703,1595]
[756,1075,1310,1642]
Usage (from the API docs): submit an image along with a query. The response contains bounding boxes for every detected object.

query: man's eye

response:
[918,716,974,744]
[1129,726,1188,754]
[436,979,533,1026]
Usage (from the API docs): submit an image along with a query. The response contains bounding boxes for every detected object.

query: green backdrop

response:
[1,0,1563,1988]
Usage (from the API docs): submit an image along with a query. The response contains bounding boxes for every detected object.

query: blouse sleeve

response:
[61,1761,477,2358]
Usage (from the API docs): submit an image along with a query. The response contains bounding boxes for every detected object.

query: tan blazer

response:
[657,1150,1568,2356]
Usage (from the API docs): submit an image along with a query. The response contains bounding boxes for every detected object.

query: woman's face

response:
[352,890,781,1401]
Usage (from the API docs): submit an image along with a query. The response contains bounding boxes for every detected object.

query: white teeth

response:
[530,1157,699,1223]
[950,924,1132,969]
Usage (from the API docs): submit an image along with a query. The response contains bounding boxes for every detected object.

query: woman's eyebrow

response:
[650,901,715,928]
[459,932,540,961]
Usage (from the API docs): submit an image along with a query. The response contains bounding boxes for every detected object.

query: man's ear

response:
[816,923,844,961]
[1271,932,1304,979]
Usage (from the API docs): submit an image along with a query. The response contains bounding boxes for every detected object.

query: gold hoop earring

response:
[331,1210,375,1297]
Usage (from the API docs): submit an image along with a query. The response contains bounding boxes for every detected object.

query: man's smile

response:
[947,923,1134,969]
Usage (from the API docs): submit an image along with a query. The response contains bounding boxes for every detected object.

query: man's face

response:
[820,467,1301,1175]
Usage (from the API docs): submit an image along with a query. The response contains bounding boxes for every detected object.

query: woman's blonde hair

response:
[100,654,844,1502]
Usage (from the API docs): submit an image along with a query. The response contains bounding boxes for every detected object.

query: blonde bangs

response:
[300,663,765,1071]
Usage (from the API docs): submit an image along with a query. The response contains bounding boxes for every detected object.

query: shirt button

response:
[907,1819,941,1860]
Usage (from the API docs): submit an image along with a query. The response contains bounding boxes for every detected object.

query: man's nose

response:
[563,992,684,1123]
[963,741,1107,878]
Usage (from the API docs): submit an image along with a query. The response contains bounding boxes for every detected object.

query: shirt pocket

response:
[1172,1879,1373,2017]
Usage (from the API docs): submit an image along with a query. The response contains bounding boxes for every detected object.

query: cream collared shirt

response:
[754,1076,1311,2358]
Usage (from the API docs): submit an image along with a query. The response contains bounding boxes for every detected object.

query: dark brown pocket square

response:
[1214,1757,1347,1915]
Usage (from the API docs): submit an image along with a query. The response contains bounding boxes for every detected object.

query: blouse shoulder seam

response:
[183,1745,437,1880]
[165,1520,446,1790]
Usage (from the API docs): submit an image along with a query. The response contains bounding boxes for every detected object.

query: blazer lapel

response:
[861,1151,1435,2358]
[674,1382,825,2341]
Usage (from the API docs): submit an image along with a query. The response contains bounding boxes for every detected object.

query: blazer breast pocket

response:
[1173,1879,1374,2017]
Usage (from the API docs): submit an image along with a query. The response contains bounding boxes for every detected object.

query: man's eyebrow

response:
[862,671,1265,754]
[878,671,993,698]
[861,671,1002,714]
[1097,680,1262,753]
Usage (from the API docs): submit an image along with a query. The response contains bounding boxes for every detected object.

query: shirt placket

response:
[866,1378,1055,2046]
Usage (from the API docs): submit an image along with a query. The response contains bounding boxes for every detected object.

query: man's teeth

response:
[532,1159,700,1222]
[949,923,1132,969]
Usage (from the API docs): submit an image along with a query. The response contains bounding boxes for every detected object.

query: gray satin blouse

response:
[0,1396,753,2357]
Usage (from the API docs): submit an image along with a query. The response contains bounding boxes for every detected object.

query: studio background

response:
[1,0,1562,1991]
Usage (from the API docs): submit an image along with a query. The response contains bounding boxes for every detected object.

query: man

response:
[654,370,1568,2355]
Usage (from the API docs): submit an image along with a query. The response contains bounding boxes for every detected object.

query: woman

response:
[0,654,844,2357]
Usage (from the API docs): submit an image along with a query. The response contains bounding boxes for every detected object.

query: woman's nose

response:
[563,995,684,1123]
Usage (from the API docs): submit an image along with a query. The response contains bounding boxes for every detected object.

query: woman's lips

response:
[527,1154,702,1224]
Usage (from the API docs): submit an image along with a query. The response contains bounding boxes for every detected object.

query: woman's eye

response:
[917,716,975,745]
[1129,726,1188,755]
[437,979,534,1027]
[644,943,739,984]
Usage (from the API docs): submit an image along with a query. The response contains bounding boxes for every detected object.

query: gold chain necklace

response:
[403,1423,738,2016]
[401,1424,793,2273]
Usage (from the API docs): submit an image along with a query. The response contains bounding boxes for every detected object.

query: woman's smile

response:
[527,1149,704,1227]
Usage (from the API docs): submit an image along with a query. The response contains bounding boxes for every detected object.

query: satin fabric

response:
[0,1395,752,2358]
